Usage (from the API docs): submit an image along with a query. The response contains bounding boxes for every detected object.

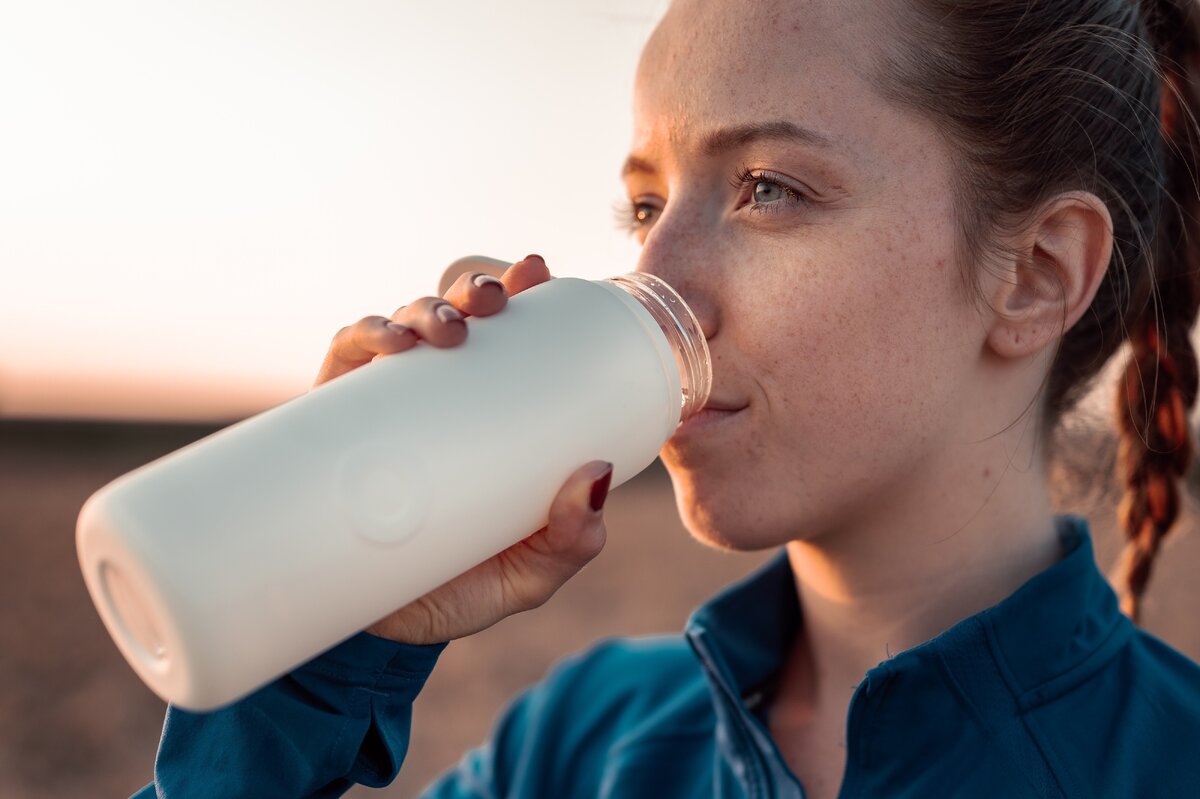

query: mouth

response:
[670,403,747,442]
[702,401,746,412]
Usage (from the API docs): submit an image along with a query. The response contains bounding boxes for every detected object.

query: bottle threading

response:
[601,273,712,421]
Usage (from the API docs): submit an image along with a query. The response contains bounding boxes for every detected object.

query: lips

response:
[670,400,746,444]
[702,399,747,412]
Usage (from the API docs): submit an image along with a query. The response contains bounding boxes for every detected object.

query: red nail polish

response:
[589,465,613,512]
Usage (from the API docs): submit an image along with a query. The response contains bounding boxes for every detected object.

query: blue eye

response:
[732,167,810,214]
[752,180,789,204]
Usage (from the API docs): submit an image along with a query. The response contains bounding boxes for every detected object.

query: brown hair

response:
[879,0,1200,622]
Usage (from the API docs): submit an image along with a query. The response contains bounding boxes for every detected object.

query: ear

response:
[984,191,1114,360]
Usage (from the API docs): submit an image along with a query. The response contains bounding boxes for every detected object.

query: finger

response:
[495,460,612,613]
[527,460,613,564]
[489,458,614,611]
[501,254,553,296]
[391,296,468,348]
[315,315,419,385]
[437,256,509,296]
[442,271,508,318]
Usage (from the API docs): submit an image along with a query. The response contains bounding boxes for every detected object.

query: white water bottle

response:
[76,265,712,711]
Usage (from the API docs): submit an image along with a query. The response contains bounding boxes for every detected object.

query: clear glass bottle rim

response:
[601,273,712,421]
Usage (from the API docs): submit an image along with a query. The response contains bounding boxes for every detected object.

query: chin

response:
[681,513,742,552]
[666,467,790,553]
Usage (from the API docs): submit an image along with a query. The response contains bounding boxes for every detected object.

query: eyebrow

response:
[620,120,837,179]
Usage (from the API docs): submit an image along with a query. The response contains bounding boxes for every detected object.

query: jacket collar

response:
[683,513,1132,706]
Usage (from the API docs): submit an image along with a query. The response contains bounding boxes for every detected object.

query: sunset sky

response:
[0,0,666,421]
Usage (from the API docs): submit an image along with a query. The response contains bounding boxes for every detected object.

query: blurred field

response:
[1,416,1197,798]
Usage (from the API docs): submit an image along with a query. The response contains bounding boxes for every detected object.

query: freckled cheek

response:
[749,298,879,437]
[747,328,939,497]
[847,242,970,436]
[750,262,954,449]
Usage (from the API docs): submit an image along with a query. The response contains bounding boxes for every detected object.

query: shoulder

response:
[501,633,715,758]
[1031,628,1200,796]
[529,634,712,732]
[1111,628,1200,725]
[1127,627,1200,698]
[477,634,714,791]
[546,634,701,685]
[1119,628,1200,731]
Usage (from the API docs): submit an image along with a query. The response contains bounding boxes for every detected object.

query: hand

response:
[313,255,613,645]
[314,254,551,386]
[366,457,612,645]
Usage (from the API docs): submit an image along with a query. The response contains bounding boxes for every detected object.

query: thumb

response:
[497,460,613,613]
[540,460,613,560]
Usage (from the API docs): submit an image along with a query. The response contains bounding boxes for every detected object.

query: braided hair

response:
[879,0,1200,623]
[1115,1,1200,622]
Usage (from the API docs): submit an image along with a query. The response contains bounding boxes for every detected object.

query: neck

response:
[774,419,1063,723]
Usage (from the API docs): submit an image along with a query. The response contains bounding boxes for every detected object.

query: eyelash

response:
[729,164,811,215]
[613,199,657,236]
[615,166,810,235]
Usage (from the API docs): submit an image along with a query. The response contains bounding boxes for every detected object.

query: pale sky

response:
[0,0,668,421]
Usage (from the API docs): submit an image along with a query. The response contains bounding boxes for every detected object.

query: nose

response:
[634,211,721,342]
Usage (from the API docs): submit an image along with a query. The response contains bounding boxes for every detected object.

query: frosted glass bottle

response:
[76,269,711,711]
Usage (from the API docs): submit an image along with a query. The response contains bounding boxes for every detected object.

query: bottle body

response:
[77,274,710,711]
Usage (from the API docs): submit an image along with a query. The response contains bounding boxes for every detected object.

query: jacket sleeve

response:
[130,632,448,799]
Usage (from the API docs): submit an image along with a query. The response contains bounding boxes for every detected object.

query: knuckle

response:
[414,297,444,318]
[579,527,606,560]
[450,271,477,291]
[567,535,604,566]
[498,563,535,612]
[400,298,439,318]
[358,316,388,340]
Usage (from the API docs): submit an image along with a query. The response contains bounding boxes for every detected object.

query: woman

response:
[136,0,1200,796]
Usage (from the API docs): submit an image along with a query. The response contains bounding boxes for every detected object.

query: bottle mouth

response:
[602,273,712,421]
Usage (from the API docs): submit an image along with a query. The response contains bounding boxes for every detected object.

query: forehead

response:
[633,0,891,156]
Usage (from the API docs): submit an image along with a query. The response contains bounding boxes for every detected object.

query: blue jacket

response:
[134,514,1200,797]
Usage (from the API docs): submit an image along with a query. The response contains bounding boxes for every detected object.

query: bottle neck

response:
[601,273,712,421]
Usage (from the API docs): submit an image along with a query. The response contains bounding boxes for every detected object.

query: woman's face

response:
[627,0,989,550]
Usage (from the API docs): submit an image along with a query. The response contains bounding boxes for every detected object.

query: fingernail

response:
[435,303,463,323]
[386,322,409,334]
[523,253,545,266]
[589,463,614,513]
[472,273,504,289]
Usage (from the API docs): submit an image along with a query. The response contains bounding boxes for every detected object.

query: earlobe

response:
[984,192,1114,360]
